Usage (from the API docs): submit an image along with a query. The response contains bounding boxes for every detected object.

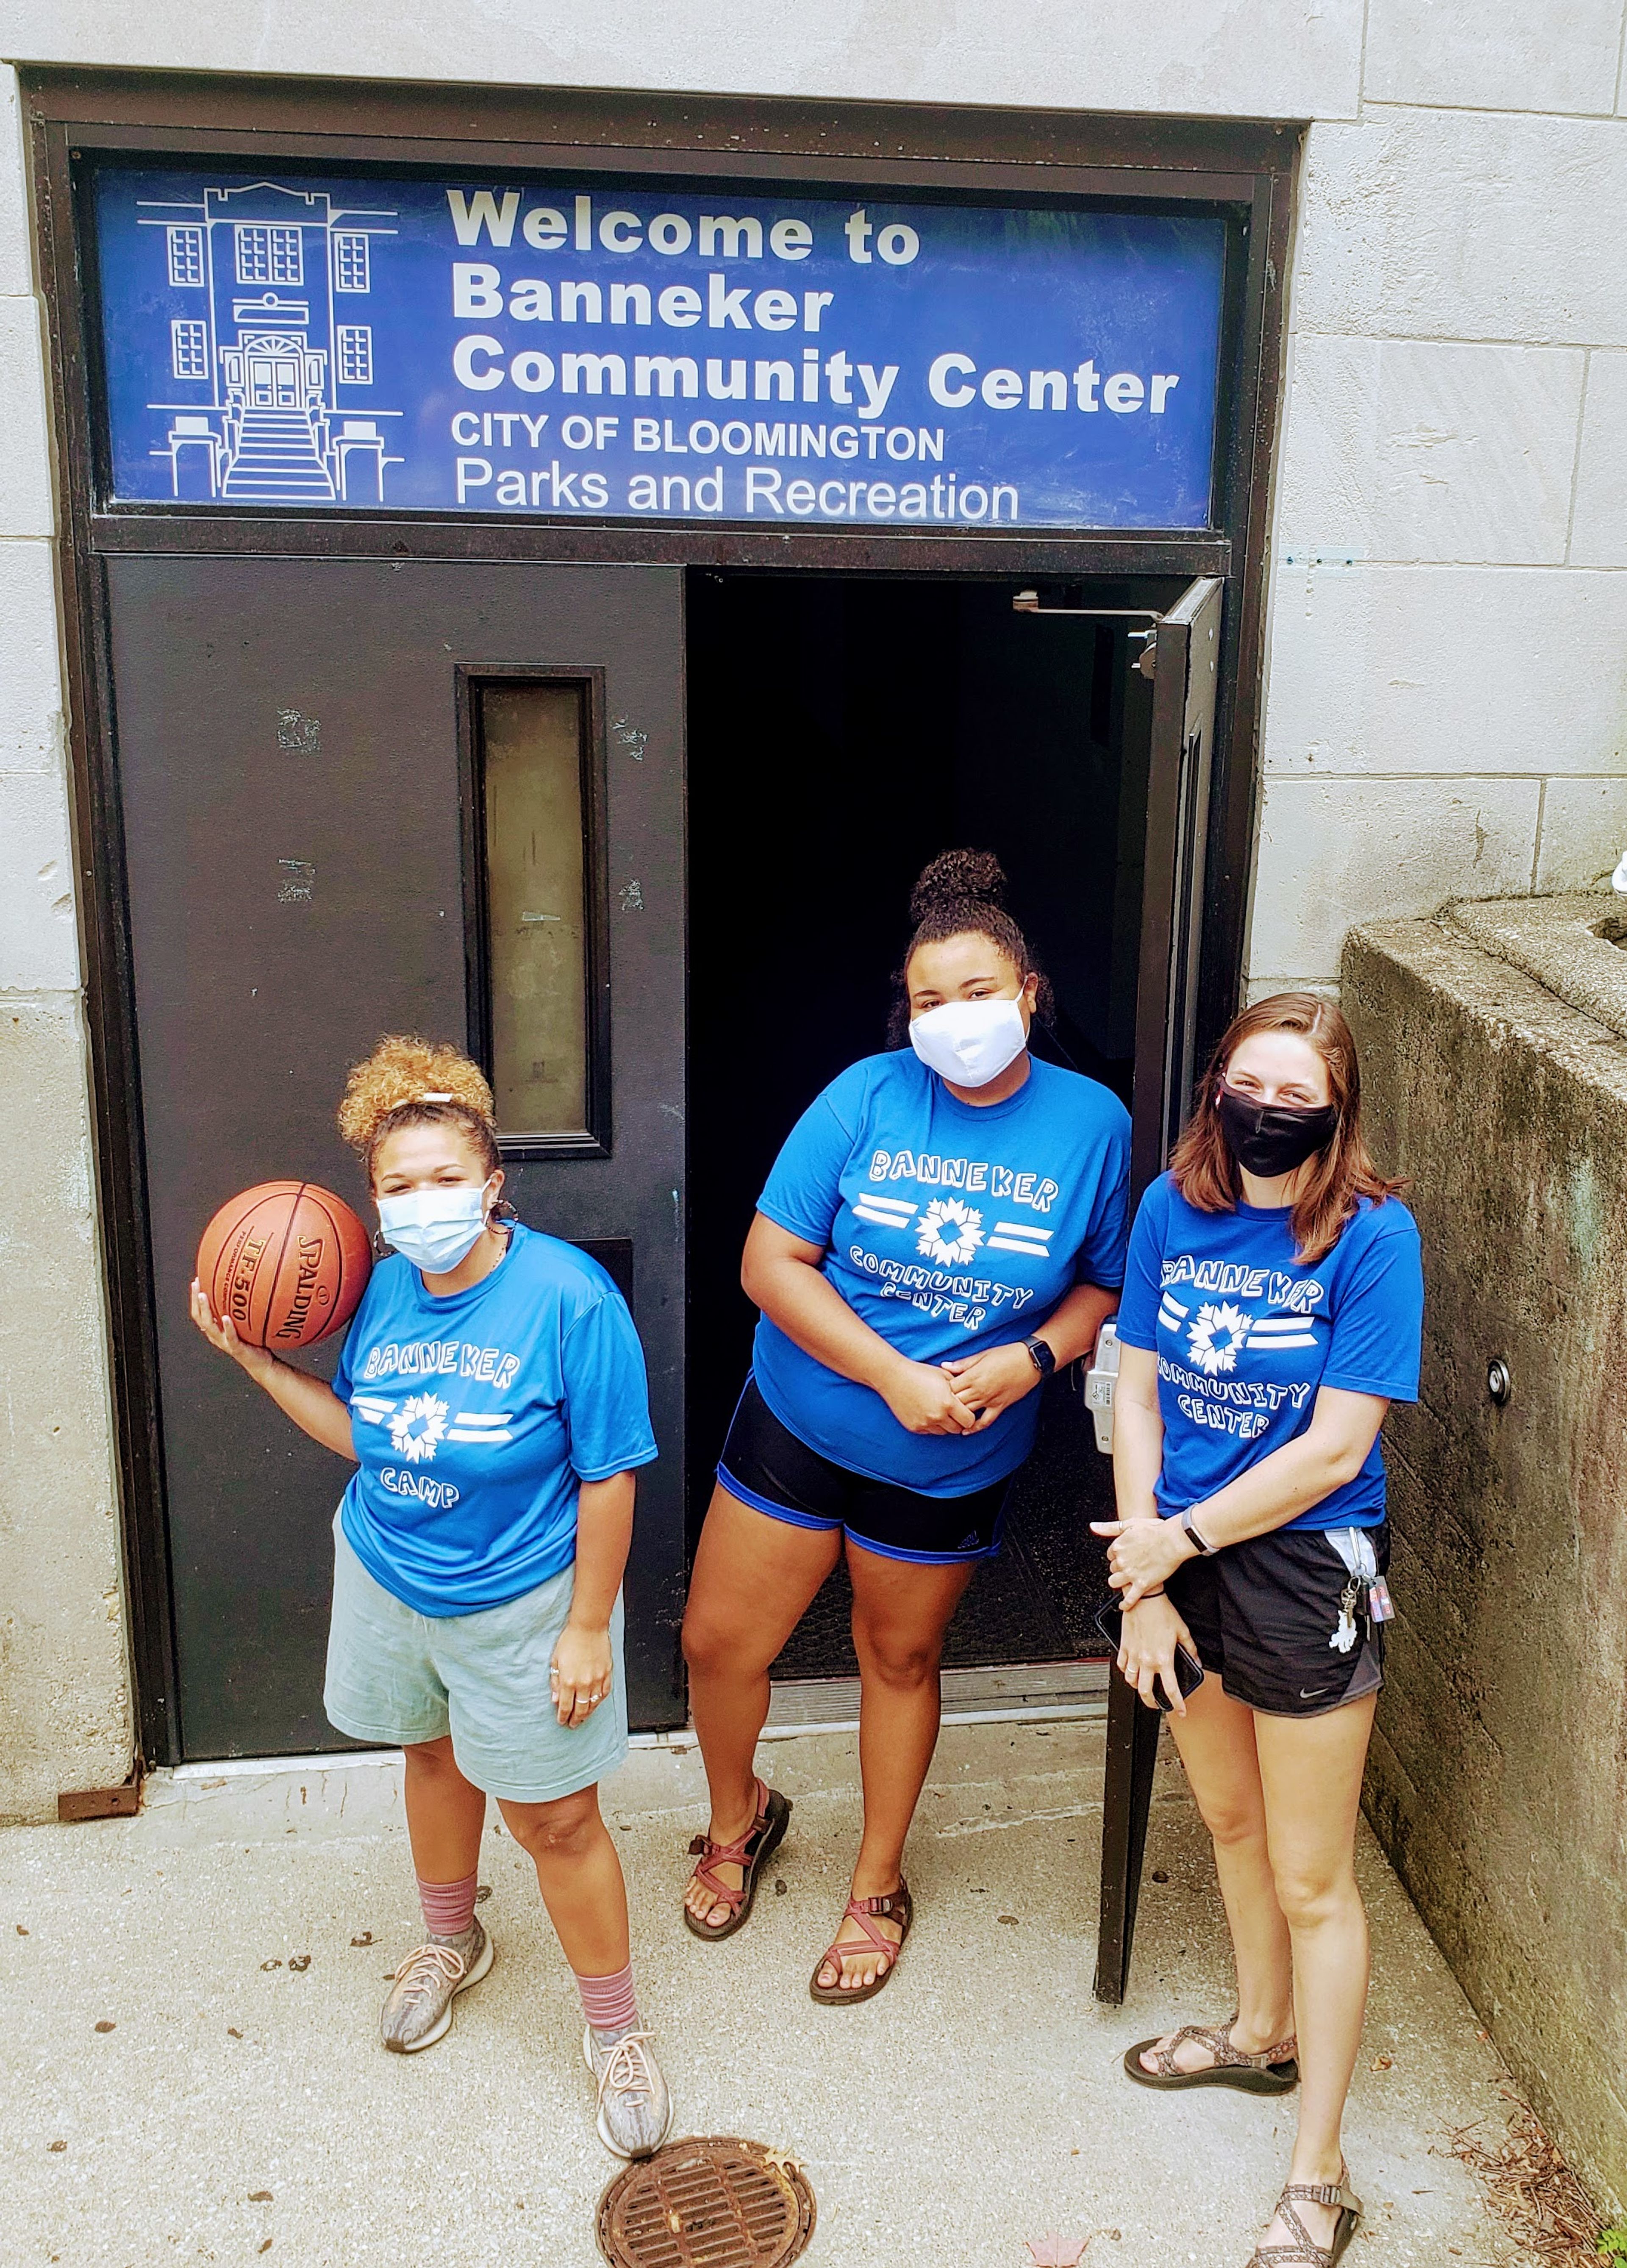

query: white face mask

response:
[377,1180,494,1276]
[908,995,1029,1089]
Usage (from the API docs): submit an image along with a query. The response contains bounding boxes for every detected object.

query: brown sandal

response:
[1123,2013,1299,2094]
[683,1777,792,1941]
[808,1882,912,2005]
[1246,2171,1363,2265]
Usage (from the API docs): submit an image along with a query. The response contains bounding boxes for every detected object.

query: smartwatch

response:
[1024,1336,1056,1378]
[1179,1507,1216,1556]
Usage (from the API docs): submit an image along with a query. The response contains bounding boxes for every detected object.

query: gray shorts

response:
[323,1518,629,1802]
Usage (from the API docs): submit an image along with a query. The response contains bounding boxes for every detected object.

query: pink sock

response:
[417,1869,478,1938]
[576,1961,639,2034]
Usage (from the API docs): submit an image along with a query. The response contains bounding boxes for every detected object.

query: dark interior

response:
[685,570,1164,1677]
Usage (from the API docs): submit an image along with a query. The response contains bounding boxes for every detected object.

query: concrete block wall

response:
[0,5,1624,1806]
[0,66,132,1821]
[1255,32,1627,990]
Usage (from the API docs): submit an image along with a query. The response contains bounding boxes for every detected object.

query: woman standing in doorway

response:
[1092,994,1422,2268]
[190,1037,672,2159]
[680,852,1130,2000]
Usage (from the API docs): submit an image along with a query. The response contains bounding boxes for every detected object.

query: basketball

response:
[196,1182,372,1351]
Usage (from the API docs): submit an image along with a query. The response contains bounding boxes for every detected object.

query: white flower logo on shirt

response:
[915,1197,986,1267]
[389,1392,449,1463]
[1187,1302,1252,1376]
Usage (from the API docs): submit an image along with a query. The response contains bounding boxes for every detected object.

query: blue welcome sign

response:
[92,166,1227,530]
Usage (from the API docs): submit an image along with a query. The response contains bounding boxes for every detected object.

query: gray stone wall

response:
[1344,903,1627,2218]
[0,1001,132,1818]
[0,64,132,1818]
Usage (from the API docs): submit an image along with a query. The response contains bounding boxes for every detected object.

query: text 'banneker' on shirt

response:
[332,1222,657,1616]
[1115,1175,1424,1532]
[752,1050,1131,1497]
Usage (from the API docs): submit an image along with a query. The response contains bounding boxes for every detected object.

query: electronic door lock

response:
[1083,1317,1122,1454]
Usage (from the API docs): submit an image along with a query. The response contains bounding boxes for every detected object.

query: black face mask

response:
[1216,1084,1338,1179]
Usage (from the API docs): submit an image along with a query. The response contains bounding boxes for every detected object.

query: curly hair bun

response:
[337,1035,495,1154]
[908,848,1009,926]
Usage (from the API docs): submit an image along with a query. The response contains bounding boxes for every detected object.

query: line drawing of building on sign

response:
[134,180,404,503]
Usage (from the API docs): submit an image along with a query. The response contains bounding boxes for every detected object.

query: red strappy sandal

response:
[808,1881,913,2005]
[682,1776,792,1941]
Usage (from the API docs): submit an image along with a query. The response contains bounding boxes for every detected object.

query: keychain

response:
[1328,1529,1392,1646]
[1330,1576,1361,1654]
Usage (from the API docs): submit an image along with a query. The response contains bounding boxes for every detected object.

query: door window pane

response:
[479,683,590,1139]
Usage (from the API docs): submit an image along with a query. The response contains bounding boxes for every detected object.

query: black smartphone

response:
[1094,1600,1205,1711]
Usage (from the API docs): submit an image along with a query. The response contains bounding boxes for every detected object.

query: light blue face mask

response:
[376,1180,493,1276]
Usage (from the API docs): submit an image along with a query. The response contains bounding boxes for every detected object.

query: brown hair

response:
[338,1036,500,1187]
[886,849,1054,1046]
[1168,992,1405,1266]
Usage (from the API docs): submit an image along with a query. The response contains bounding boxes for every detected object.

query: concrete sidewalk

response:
[1,1719,1520,2267]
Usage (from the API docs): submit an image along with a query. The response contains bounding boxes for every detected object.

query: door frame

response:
[26,69,1297,1767]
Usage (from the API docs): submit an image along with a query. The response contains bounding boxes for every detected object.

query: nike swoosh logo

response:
[1299,1686,1330,1701]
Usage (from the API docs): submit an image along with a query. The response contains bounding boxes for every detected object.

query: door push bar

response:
[1012,589,1166,677]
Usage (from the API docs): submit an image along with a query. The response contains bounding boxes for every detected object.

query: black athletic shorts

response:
[1166,1520,1389,1718]
[716,1375,1009,1565]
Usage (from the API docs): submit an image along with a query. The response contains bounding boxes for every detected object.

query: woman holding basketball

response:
[190,1037,672,2159]
[680,852,1130,2000]
[1092,994,1422,2268]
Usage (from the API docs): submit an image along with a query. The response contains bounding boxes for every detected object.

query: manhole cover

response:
[597,2136,816,2268]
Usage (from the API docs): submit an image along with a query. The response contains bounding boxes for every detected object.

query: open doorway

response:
[686,570,1184,1680]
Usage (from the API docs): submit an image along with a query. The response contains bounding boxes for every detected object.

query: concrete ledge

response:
[138,1753,408,1845]
[1345,905,1627,2218]
[1447,888,1627,1039]
[129,1667,1113,1845]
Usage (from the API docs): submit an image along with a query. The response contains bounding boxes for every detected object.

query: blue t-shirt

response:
[1115,1175,1423,1530]
[752,1050,1131,1496]
[332,1223,658,1615]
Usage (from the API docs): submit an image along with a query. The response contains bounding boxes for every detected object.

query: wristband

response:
[1179,1508,1216,1556]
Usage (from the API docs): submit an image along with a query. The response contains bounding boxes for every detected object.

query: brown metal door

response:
[1097,573,1224,2002]
[106,557,686,1757]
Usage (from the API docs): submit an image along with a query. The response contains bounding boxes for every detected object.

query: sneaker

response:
[380,1921,493,2053]
[583,2024,673,2159]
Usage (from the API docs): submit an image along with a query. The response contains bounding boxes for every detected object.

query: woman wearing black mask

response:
[1090,995,1421,2268]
